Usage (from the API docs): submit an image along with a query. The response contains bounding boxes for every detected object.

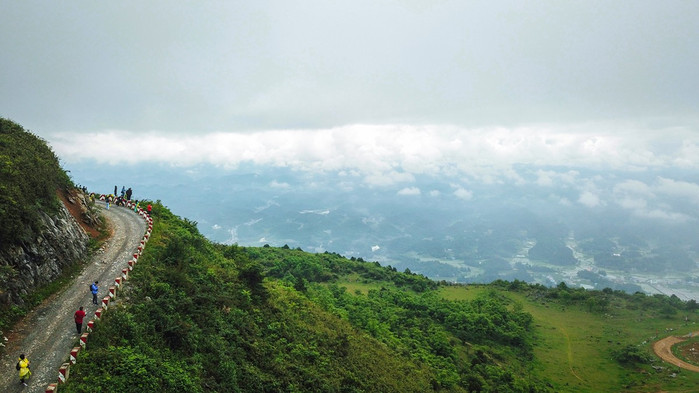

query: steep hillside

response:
[0,118,101,310]
[61,203,548,392]
[60,202,699,393]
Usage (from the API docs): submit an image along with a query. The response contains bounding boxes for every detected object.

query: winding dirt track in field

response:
[0,204,145,393]
[653,332,699,372]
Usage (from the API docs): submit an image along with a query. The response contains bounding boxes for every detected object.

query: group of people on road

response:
[16,280,100,387]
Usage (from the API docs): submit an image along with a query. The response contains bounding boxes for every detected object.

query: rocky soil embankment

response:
[0,190,100,305]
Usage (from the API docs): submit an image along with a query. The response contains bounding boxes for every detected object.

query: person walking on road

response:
[74,306,86,334]
[91,281,99,305]
[17,353,30,386]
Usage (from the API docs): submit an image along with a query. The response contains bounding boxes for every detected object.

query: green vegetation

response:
[0,118,73,249]
[61,202,699,392]
[62,203,550,392]
[0,118,88,332]
[443,281,699,392]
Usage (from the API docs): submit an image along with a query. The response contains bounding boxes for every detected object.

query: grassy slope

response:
[439,285,699,392]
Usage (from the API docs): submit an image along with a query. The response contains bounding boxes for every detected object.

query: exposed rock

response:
[0,198,90,305]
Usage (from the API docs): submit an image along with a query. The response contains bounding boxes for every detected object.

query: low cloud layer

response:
[51,123,699,182]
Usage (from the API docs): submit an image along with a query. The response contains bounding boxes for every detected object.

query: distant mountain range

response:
[69,161,699,299]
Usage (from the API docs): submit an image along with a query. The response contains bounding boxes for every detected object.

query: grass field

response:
[439,285,699,392]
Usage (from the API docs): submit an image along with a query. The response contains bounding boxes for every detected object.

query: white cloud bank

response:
[50,123,699,185]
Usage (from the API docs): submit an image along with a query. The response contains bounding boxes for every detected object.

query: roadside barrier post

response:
[80,333,89,349]
[87,320,95,332]
[58,363,70,383]
[45,383,58,392]
[101,296,110,309]
[109,286,117,299]
[122,268,129,280]
[70,347,81,364]
[95,308,103,320]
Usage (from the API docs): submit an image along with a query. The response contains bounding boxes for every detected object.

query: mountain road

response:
[0,204,145,392]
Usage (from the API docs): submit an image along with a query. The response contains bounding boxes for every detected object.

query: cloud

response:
[655,178,699,204]
[269,180,290,189]
[535,170,579,187]
[610,177,699,222]
[453,187,473,201]
[3,2,697,135]
[397,187,421,196]
[578,191,601,208]
[48,123,699,189]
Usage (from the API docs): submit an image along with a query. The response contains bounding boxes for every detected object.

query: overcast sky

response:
[1,1,698,178]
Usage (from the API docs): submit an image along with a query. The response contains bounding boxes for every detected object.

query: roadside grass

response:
[439,285,699,392]
[672,336,699,364]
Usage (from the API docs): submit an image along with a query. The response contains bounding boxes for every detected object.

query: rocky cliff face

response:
[0,191,96,305]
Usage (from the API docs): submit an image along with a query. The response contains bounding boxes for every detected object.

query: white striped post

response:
[101,296,110,310]
[80,333,89,349]
[122,268,129,280]
[70,347,81,364]
[127,260,135,271]
[109,286,116,299]
[95,308,103,321]
[87,319,95,332]
[132,253,139,261]
[115,276,123,288]
[58,363,70,383]
[45,383,58,392]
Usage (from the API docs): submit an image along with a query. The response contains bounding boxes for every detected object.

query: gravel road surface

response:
[0,205,145,392]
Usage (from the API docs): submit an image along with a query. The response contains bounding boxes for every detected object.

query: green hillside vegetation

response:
[0,118,72,248]
[62,204,548,392]
[62,202,699,393]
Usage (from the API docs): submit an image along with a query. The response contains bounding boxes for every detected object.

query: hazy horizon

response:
[2,2,698,297]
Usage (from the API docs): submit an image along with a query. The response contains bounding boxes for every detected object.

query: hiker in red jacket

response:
[74,306,86,334]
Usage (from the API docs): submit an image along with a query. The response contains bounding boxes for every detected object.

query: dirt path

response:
[653,332,699,372]
[0,204,145,392]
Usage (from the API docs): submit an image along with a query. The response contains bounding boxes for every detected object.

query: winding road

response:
[653,333,699,373]
[0,204,145,392]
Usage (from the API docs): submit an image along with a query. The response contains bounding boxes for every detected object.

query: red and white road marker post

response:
[58,362,70,383]
[80,333,89,349]
[70,346,81,364]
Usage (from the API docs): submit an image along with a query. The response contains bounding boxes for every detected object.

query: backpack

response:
[16,361,20,370]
